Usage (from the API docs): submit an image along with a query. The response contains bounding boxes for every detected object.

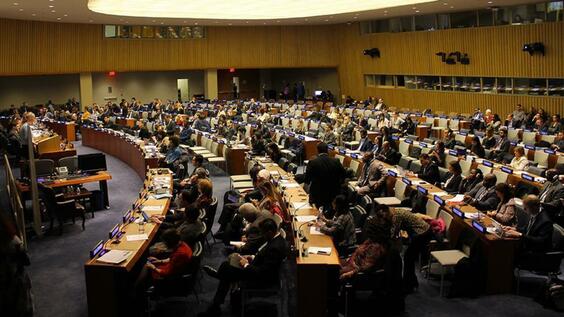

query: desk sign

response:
[219,140,225,144]
[327,144,335,150]
[405,138,413,144]
[452,207,464,218]
[339,149,347,155]
[459,131,468,136]
[350,153,359,159]
[109,224,121,239]
[434,195,445,205]
[420,142,428,148]
[89,240,105,259]
[524,129,532,132]
[510,141,518,146]
[391,135,400,141]
[298,135,305,141]
[525,145,535,150]
[472,220,487,234]
[521,173,534,181]
[288,132,295,137]
[388,170,398,177]
[402,177,412,185]
[544,149,556,155]
[482,160,494,167]
[122,210,133,224]
[540,131,548,135]
[417,185,428,195]
[449,150,458,156]
[439,115,447,118]
[501,167,513,174]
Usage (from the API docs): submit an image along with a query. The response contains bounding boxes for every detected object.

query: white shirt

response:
[510,156,529,171]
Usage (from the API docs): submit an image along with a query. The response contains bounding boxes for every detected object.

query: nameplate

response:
[459,131,468,136]
[525,145,535,150]
[452,207,464,218]
[501,167,513,174]
[449,150,458,156]
[426,114,434,118]
[402,177,412,185]
[251,124,258,128]
[434,195,445,205]
[524,129,532,132]
[391,135,400,141]
[405,139,413,144]
[482,160,493,167]
[417,185,428,195]
[350,153,359,159]
[90,240,105,259]
[219,139,225,144]
[339,149,346,155]
[510,141,518,146]
[440,115,447,118]
[544,149,555,155]
[388,170,397,177]
[287,132,295,137]
[522,173,534,181]
[540,131,548,135]
[122,210,133,224]
[327,144,334,150]
[420,142,428,148]
[298,135,305,141]
[109,224,121,239]
[472,220,487,234]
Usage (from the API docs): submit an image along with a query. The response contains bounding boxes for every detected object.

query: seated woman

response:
[339,209,392,280]
[176,204,205,247]
[429,141,446,167]
[482,128,497,150]
[442,161,463,194]
[317,195,356,249]
[266,142,283,164]
[509,146,529,171]
[470,136,486,158]
[196,178,213,210]
[487,183,517,226]
[253,181,289,222]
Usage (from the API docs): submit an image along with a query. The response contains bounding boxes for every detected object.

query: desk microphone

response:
[297,220,316,243]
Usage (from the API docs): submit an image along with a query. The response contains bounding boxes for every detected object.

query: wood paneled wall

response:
[0,18,337,75]
[335,22,564,115]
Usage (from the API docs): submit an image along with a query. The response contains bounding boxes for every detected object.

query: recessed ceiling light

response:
[228,23,232,25]
[160,22,164,24]
[450,6,454,8]
[443,2,448,5]
[89,19,94,22]
[353,16,358,19]
[194,22,198,25]
[151,19,156,22]
[31,13,36,16]
[487,1,493,3]
[57,17,61,20]
[384,10,388,13]
[51,10,56,13]
[63,14,68,17]
[276,20,280,23]
[13,2,19,6]
[324,19,329,21]
[19,8,23,11]
[415,10,420,13]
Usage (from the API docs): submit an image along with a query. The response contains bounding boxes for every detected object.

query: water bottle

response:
[138,220,145,234]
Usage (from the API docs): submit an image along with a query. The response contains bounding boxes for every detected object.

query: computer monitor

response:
[78,153,107,173]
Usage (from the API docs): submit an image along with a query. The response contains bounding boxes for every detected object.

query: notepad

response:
[432,191,449,197]
[282,183,300,189]
[292,202,312,210]
[447,194,465,203]
[229,241,246,247]
[142,205,162,212]
[96,250,132,264]
[296,215,317,222]
[126,234,149,241]
[310,227,323,235]
[151,193,172,200]
[308,247,332,255]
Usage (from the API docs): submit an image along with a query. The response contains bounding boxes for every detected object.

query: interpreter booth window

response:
[376,75,395,87]
[365,75,376,87]
[372,20,390,33]
[419,76,439,90]
[482,78,496,93]
[360,21,371,34]
[104,25,117,38]
[192,26,206,38]
[117,26,131,38]
[493,7,512,25]
[142,26,155,38]
[496,78,513,94]
[179,27,193,39]
[478,9,495,26]
[450,11,477,28]
[440,76,454,91]
[395,75,406,88]
[511,4,547,24]
[405,76,417,89]
[400,16,414,32]
[453,77,478,92]
[389,18,402,32]
[437,14,450,29]
[414,14,437,31]
[547,1,564,21]
[513,78,532,95]
[548,79,564,96]
[526,78,547,96]
[130,26,142,39]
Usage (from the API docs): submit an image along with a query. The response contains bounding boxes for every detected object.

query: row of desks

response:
[84,169,172,317]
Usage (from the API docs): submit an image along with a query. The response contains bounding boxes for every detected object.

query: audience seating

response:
[38,183,85,235]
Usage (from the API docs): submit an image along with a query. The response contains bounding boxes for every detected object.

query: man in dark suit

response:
[504,195,553,254]
[354,152,386,197]
[410,153,440,185]
[488,128,511,162]
[200,219,288,317]
[164,114,176,134]
[538,168,564,219]
[297,142,345,211]
[463,174,499,211]
[375,141,399,165]
[356,129,374,152]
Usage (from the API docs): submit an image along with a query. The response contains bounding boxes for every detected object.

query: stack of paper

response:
[142,205,162,212]
[308,247,332,255]
[310,227,323,235]
[126,234,149,241]
[97,250,132,264]
[292,202,312,210]
[446,194,465,203]
[433,191,449,197]
[295,215,317,222]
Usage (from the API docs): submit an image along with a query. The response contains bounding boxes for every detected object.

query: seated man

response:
[462,174,499,211]
[162,136,182,169]
[200,219,289,317]
[353,152,386,197]
[375,141,399,165]
[487,128,510,162]
[357,129,374,152]
[407,153,440,185]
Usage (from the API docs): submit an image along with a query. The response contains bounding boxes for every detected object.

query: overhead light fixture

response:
[523,42,545,56]
[87,0,436,20]
[363,48,380,58]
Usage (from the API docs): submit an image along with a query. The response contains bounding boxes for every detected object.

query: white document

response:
[447,194,465,203]
[126,234,149,241]
[432,191,449,197]
[142,205,162,212]
[411,180,428,185]
[229,241,246,247]
[292,202,312,210]
[308,247,332,255]
[310,227,323,235]
[96,250,132,264]
[152,193,173,200]
[296,215,317,222]
[281,183,300,188]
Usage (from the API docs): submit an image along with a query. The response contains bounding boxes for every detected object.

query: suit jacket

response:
[442,173,462,194]
[244,235,289,284]
[539,181,564,216]
[459,176,482,195]
[419,162,440,185]
[302,153,345,206]
[517,211,553,253]
[494,137,511,153]
[357,138,374,152]
[377,148,399,165]
[357,159,386,192]
[466,183,499,211]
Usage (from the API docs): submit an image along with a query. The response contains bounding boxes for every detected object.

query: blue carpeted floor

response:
[1,141,563,317]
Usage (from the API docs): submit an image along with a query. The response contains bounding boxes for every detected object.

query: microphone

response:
[297,220,316,243]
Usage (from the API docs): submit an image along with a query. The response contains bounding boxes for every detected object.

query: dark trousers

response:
[213,261,246,306]
[403,229,433,288]
[218,203,240,229]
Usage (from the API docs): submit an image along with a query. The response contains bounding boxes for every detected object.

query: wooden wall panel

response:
[0,19,338,75]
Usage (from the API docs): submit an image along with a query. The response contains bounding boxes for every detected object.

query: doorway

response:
[177,78,189,102]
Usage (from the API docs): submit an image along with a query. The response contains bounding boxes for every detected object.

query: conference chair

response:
[38,183,86,235]
[207,143,227,174]
[507,129,520,142]
[35,159,55,177]
[425,200,441,219]
[515,224,564,294]
[373,179,407,207]
[146,241,203,317]
[477,164,492,176]
[58,156,78,174]
[448,119,460,131]
[201,197,218,247]
[348,159,361,178]
[335,154,345,165]
[278,157,289,171]
[533,150,549,169]
[240,260,288,317]
[286,163,298,175]
[492,169,509,184]
[522,131,536,146]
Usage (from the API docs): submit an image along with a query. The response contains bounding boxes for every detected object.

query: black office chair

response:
[38,183,85,235]
[58,156,78,174]
[278,157,289,170]
[286,163,298,174]
[526,165,546,177]
[203,197,218,247]
[286,152,297,164]
[146,241,203,317]
[398,156,412,170]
